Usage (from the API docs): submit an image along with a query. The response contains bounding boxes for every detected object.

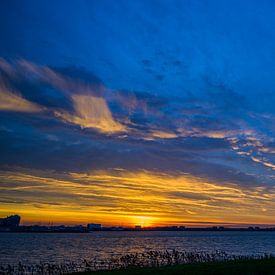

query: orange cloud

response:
[0,169,274,226]
[54,95,126,133]
[145,130,177,140]
[0,85,43,113]
[251,156,275,170]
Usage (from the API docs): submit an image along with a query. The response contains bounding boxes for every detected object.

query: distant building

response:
[87,223,102,231]
[0,215,21,231]
[109,226,124,231]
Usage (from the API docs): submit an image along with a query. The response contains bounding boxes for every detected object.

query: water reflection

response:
[0,231,275,265]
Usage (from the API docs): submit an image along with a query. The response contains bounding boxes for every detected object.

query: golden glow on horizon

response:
[0,168,274,226]
[130,216,157,227]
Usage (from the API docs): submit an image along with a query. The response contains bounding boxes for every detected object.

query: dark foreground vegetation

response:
[1,251,274,275]
[75,258,275,275]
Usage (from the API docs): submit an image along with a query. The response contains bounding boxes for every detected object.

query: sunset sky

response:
[0,0,274,227]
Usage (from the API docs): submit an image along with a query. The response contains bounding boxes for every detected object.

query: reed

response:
[0,250,274,275]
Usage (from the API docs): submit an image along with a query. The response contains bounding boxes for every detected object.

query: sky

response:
[0,0,274,227]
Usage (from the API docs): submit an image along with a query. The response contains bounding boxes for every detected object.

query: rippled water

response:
[0,231,275,265]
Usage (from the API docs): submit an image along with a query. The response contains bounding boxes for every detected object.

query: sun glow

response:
[130,216,156,227]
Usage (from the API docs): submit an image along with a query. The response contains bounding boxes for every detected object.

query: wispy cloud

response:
[145,130,177,140]
[54,95,126,133]
[251,156,275,170]
[0,85,43,113]
[0,58,274,194]
[1,59,126,134]
[0,168,274,225]
[18,60,127,133]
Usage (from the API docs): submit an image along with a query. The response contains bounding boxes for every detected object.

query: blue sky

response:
[0,0,274,225]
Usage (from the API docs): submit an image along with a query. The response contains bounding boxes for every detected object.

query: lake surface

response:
[0,231,275,265]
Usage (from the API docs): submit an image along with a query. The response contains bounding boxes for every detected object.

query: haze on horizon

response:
[0,0,274,227]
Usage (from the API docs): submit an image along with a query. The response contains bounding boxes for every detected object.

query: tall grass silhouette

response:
[0,250,274,274]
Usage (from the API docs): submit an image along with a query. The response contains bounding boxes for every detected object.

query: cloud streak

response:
[0,168,274,225]
[0,57,274,226]
[0,59,126,134]
[54,95,126,133]
[0,85,43,113]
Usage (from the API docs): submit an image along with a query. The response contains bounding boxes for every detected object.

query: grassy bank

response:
[74,258,275,275]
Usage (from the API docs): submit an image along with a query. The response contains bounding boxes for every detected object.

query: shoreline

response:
[1,228,275,233]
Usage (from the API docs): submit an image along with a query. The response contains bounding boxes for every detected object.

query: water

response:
[0,231,275,265]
